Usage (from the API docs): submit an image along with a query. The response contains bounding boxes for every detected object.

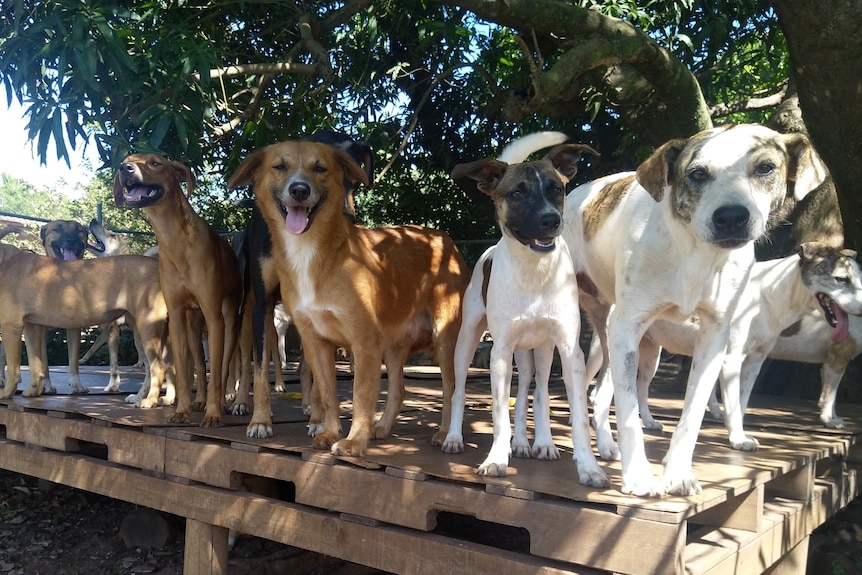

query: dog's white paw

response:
[511,437,532,459]
[729,435,759,451]
[247,422,273,438]
[596,430,621,461]
[124,393,142,404]
[104,378,121,393]
[69,377,88,395]
[576,460,610,488]
[22,385,42,397]
[439,433,464,454]
[225,392,237,402]
[823,415,846,429]
[663,470,702,496]
[307,422,324,437]
[477,460,508,477]
[137,397,159,409]
[706,406,725,422]
[642,416,663,431]
[41,380,57,395]
[273,382,285,393]
[621,466,666,497]
[531,442,561,461]
[229,402,248,416]
[302,405,312,416]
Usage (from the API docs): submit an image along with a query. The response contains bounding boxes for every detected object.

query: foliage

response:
[0,0,795,242]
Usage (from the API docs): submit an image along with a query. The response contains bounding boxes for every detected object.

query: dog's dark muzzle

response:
[509,210,562,253]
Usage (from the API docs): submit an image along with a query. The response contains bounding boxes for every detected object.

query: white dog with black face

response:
[565,124,826,497]
[444,139,608,487]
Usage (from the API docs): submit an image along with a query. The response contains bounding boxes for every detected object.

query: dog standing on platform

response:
[228,140,469,456]
[564,124,826,496]
[36,220,90,394]
[114,155,242,427]
[443,137,608,486]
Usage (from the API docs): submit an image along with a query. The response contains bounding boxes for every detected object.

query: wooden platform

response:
[1,364,859,575]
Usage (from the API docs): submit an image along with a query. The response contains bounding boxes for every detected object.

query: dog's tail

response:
[498,131,569,164]
[0,224,39,243]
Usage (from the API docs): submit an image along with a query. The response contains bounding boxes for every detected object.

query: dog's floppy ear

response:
[352,141,375,189]
[227,149,265,190]
[545,144,600,181]
[798,241,831,261]
[783,132,829,202]
[112,171,126,208]
[334,148,370,190]
[39,224,48,245]
[636,138,687,202]
[171,161,197,197]
[450,159,507,196]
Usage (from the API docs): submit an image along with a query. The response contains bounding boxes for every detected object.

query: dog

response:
[114,154,242,427]
[230,130,373,423]
[564,124,826,496]
[0,244,173,402]
[227,140,469,456]
[443,136,608,486]
[39,220,90,394]
[592,242,862,449]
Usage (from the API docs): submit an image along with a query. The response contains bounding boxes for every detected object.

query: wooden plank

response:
[689,485,763,532]
[0,439,600,575]
[184,519,228,575]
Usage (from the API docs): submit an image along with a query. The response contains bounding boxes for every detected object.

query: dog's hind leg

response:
[636,337,663,430]
[819,359,849,428]
[0,323,25,399]
[67,328,88,394]
[372,346,409,439]
[526,344,561,461]
[104,321,122,392]
[34,326,56,395]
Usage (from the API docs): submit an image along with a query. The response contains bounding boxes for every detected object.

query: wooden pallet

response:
[0,365,859,575]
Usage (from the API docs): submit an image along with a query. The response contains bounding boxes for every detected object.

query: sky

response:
[0,90,99,197]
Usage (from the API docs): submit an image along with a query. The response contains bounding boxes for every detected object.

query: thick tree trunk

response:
[772,1,862,251]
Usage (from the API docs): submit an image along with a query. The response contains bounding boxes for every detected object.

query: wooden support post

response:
[184,519,229,575]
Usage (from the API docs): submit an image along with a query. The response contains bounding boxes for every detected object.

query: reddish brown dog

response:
[228,140,469,455]
[114,154,242,427]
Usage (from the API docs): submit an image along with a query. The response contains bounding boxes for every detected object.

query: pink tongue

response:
[285,206,309,235]
[61,249,78,261]
[125,185,150,202]
[831,302,849,342]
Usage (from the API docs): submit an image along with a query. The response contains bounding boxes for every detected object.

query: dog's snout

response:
[120,162,135,173]
[289,181,311,202]
[540,212,562,233]
[712,205,750,233]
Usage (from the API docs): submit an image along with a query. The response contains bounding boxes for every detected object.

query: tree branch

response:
[709,86,788,119]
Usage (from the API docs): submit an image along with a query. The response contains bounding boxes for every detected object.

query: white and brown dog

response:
[444,136,608,486]
[565,124,826,496]
[228,140,469,455]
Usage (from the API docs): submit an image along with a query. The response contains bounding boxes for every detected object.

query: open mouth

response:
[88,236,106,254]
[817,292,850,342]
[278,197,321,235]
[509,227,558,253]
[123,182,165,208]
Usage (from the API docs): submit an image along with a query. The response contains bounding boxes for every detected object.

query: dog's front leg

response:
[166,304,193,423]
[35,326,56,395]
[607,309,663,496]
[333,345,382,456]
[477,343,515,476]
[662,319,730,495]
[819,359,849,428]
[246,302,275,438]
[721,350,762,450]
[301,335,341,449]
[0,323,25,398]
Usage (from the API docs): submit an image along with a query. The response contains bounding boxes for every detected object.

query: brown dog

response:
[0,244,172,401]
[114,154,242,427]
[227,140,469,455]
[39,220,90,394]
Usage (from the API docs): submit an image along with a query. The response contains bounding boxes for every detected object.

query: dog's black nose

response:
[539,212,562,233]
[289,182,311,202]
[120,162,135,172]
[712,205,750,233]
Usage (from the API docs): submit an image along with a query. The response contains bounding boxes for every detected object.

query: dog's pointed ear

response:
[171,161,196,197]
[227,149,265,190]
[545,144,600,181]
[450,159,507,196]
[783,132,829,202]
[636,139,687,202]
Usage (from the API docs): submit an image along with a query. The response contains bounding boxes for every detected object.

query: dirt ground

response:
[1,468,861,575]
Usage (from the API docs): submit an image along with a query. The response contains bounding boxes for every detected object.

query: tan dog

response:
[39,220,90,394]
[113,154,242,427]
[227,140,469,455]
[0,244,172,401]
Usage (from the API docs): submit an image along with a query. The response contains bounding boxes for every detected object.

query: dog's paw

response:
[246,422,273,439]
[511,438,532,459]
[137,397,159,409]
[159,394,176,406]
[22,385,43,397]
[576,461,611,488]
[273,383,285,393]
[439,434,464,454]
[200,414,225,428]
[331,438,366,457]
[663,471,702,496]
[706,406,725,422]
[642,416,663,431]
[41,381,57,395]
[104,381,121,393]
[302,405,312,416]
[597,432,621,461]
[621,469,666,497]
[225,392,237,402]
[168,410,191,424]
[531,442,561,461]
[823,415,846,429]
[229,402,248,416]
[190,401,206,412]
[729,435,759,451]
[476,460,508,477]
[311,430,339,449]
[371,421,391,440]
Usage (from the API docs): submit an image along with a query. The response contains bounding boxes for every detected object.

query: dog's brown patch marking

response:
[583,175,635,241]
[481,254,494,307]
[780,320,802,338]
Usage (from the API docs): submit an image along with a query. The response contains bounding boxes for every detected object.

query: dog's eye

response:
[755,161,776,176]
[688,167,709,182]
[835,275,850,284]
[273,163,287,172]
[506,190,523,200]
[149,159,161,167]
[313,164,328,174]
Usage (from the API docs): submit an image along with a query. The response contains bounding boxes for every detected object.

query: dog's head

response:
[113,153,197,209]
[227,140,369,236]
[451,143,599,252]
[87,219,130,257]
[40,220,88,261]
[798,241,862,342]
[636,124,826,250]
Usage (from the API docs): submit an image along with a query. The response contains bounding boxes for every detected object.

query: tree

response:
[0,0,847,247]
